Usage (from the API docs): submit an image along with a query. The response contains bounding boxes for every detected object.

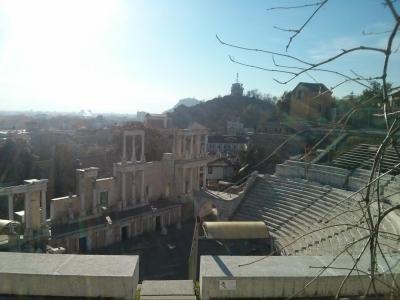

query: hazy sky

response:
[0,0,398,114]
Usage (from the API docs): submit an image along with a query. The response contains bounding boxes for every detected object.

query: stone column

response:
[25,192,31,231]
[199,136,203,157]
[122,134,127,160]
[131,136,136,162]
[140,134,145,162]
[184,136,188,159]
[122,172,127,208]
[205,135,208,154]
[182,167,186,194]
[80,190,86,216]
[202,165,207,189]
[132,180,136,205]
[190,135,194,159]
[193,135,197,158]
[176,134,181,158]
[196,135,201,158]
[40,190,47,224]
[141,171,145,204]
[79,174,86,216]
[92,189,97,214]
[8,194,13,220]
[181,136,185,158]
[197,167,201,191]
[189,167,193,194]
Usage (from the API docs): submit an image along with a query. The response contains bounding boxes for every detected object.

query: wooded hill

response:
[169,95,278,133]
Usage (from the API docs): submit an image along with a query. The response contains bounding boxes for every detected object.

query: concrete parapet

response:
[195,171,259,220]
[275,162,306,178]
[0,252,139,299]
[141,280,196,300]
[308,164,349,188]
[200,255,400,300]
[276,161,350,188]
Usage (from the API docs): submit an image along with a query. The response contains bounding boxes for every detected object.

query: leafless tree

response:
[218,1,400,298]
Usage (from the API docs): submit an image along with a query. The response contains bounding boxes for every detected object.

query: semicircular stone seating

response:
[232,174,400,256]
[331,143,400,175]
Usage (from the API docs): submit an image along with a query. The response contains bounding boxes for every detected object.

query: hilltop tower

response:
[230,73,244,97]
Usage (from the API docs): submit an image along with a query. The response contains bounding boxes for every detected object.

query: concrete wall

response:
[300,162,346,188]
[275,160,393,191]
[30,190,41,230]
[196,172,258,220]
[51,205,181,253]
[95,177,115,203]
[275,160,308,179]
[207,166,226,181]
[50,195,81,223]
[0,252,139,300]
[144,161,168,202]
[200,255,400,300]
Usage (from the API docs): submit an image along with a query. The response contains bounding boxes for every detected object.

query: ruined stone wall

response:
[50,195,80,223]
[144,162,168,202]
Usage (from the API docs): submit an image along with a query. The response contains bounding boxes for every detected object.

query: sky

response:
[0,0,399,114]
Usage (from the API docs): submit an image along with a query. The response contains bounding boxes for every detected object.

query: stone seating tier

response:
[233,175,400,256]
[332,144,400,175]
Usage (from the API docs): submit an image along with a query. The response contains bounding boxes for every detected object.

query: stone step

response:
[141,297,197,300]
[140,280,196,300]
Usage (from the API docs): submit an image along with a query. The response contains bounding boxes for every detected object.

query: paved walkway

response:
[90,220,195,280]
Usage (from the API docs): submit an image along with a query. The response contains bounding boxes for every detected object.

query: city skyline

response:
[0,0,398,113]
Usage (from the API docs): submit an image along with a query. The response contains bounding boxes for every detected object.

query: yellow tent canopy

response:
[202,221,268,240]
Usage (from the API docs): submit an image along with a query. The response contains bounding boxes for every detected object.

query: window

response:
[208,167,213,174]
[99,191,109,207]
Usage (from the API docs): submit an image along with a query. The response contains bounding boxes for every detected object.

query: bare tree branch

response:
[217,2,400,298]
[216,34,311,65]
[282,0,328,51]
[362,29,393,36]
[266,2,325,11]
[386,0,400,22]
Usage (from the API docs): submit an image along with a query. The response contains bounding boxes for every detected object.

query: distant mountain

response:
[165,98,201,112]
[168,95,278,133]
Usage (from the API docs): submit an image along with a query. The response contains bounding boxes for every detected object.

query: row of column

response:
[123,135,145,163]
[182,165,207,194]
[121,170,145,209]
[176,134,207,159]
[7,190,47,229]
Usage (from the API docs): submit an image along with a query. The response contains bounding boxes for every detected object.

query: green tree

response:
[0,138,35,185]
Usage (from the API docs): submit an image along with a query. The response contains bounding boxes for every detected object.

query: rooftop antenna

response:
[236,72,239,83]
